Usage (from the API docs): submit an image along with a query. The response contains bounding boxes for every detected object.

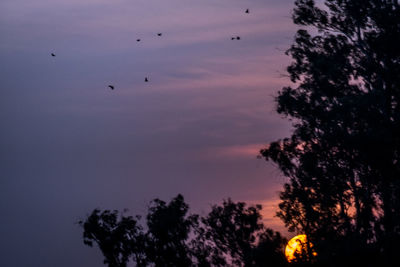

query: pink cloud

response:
[250,198,288,235]
[201,143,266,159]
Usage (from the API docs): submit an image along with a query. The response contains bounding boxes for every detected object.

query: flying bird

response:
[157,33,162,36]
[145,77,149,82]
[51,53,56,57]
[245,9,249,14]
[108,85,114,90]
[231,37,235,40]
[236,36,241,40]
[136,39,141,42]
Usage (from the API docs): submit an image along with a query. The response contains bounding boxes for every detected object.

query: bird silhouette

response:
[236,36,241,40]
[157,33,162,36]
[136,39,141,42]
[145,77,149,82]
[108,85,114,90]
[245,9,249,14]
[51,53,56,57]
[231,37,235,40]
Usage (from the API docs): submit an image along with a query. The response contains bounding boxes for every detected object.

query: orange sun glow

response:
[285,234,316,263]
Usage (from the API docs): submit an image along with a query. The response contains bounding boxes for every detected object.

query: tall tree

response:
[203,199,286,267]
[144,194,198,266]
[260,0,400,264]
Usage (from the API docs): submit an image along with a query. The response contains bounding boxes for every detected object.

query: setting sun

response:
[285,235,316,263]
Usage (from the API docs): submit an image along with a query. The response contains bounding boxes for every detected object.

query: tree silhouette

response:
[251,228,287,267]
[79,209,145,267]
[202,199,286,266]
[203,200,263,266]
[144,194,198,266]
[260,0,400,265]
[79,195,286,266]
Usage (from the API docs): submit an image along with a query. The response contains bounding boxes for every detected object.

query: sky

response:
[0,0,297,266]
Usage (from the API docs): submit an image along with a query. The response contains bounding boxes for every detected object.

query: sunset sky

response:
[1,0,297,266]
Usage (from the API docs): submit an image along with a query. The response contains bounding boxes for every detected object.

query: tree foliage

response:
[79,195,286,267]
[80,210,145,267]
[260,0,400,265]
[202,200,263,266]
[145,195,197,266]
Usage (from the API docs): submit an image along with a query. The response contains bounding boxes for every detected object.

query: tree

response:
[79,209,145,267]
[202,199,286,267]
[79,195,287,267]
[251,228,287,267]
[144,194,198,266]
[260,0,400,265]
